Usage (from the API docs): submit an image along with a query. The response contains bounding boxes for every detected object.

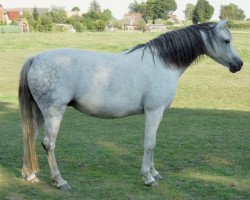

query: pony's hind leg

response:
[41,105,71,190]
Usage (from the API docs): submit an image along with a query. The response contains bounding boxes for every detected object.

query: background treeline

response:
[183,0,248,28]
[2,0,249,33]
[131,0,249,28]
[22,0,121,32]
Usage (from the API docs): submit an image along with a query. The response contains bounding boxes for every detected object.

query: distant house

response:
[167,15,184,27]
[0,4,3,21]
[0,5,50,32]
[0,4,9,24]
[0,5,22,22]
[122,12,143,30]
[5,9,22,21]
[0,4,31,32]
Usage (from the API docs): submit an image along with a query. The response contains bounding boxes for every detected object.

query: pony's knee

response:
[144,143,155,153]
[41,137,54,154]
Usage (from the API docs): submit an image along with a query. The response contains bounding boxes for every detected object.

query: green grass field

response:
[0,30,249,200]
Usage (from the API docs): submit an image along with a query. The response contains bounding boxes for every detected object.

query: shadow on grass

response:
[0,101,249,199]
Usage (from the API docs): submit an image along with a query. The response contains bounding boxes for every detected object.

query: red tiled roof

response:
[7,11,20,21]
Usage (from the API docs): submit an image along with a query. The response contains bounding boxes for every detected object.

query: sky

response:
[1,0,250,20]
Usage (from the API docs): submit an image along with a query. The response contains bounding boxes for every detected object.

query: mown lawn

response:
[0,30,249,200]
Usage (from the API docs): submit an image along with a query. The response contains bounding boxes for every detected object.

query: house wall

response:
[0,5,4,22]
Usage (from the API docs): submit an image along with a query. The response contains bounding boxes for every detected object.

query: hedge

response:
[0,25,21,33]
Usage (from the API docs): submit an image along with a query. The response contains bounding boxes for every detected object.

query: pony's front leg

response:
[141,107,164,186]
[42,106,71,190]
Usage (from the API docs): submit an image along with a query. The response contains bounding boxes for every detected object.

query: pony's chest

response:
[142,71,180,110]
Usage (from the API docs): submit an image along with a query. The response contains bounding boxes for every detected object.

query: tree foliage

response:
[32,7,39,21]
[89,0,101,12]
[22,1,115,32]
[82,4,113,32]
[49,6,68,24]
[40,14,53,32]
[147,0,177,23]
[220,3,245,20]
[192,0,214,24]
[129,0,177,23]
[23,7,52,32]
[184,3,195,20]
[71,6,80,12]
[129,1,148,22]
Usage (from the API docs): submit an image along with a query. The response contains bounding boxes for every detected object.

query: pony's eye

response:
[225,39,230,44]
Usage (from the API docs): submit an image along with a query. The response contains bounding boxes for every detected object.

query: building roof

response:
[122,12,143,26]
[7,10,21,21]
[168,15,184,26]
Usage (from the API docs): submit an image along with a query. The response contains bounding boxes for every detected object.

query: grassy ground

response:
[0,30,249,199]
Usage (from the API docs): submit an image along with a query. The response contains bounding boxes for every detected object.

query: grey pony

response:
[19,20,243,189]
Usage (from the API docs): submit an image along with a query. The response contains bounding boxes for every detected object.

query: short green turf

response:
[0,31,249,200]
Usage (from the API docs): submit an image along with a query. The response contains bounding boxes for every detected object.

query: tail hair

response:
[18,56,39,174]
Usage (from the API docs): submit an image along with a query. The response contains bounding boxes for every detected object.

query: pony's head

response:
[201,19,243,73]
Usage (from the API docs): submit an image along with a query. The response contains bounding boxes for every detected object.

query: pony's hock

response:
[19,20,243,189]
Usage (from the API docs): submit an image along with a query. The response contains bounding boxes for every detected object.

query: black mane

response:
[129,22,218,67]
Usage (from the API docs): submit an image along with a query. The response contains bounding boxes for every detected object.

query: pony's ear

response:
[216,19,228,29]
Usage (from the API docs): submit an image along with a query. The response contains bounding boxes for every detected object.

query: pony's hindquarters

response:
[19,57,43,180]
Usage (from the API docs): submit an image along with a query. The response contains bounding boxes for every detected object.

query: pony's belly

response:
[72,99,144,118]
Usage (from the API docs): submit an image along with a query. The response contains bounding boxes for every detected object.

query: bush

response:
[110,20,123,30]
[139,19,146,32]
[0,25,21,33]
[83,18,96,31]
[52,24,68,32]
[227,20,250,29]
[67,15,86,32]
[95,20,106,31]
[40,15,53,32]
[73,22,86,32]
[165,21,174,27]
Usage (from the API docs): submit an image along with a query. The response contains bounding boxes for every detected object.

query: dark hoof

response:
[154,174,163,180]
[144,181,159,187]
[58,183,71,190]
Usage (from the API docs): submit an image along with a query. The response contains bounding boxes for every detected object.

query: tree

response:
[23,10,33,21]
[102,9,113,22]
[40,14,53,32]
[49,5,68,24]
[82,2,113,32]
[184,3,195,20]
[129,1,148,22]
[71,6,80,12]
[220,3,245,20]
[129,0,177,24]
[192,0,214,24]
[89,0,101,12]
[146,0,177,23]
[33,7,39,21]
[157,0,177,19]
[129,0,142,12]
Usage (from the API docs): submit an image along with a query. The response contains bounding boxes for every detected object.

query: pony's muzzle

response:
[229,59,243,73]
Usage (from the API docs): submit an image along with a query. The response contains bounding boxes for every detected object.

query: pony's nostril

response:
[240,61,243,68]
